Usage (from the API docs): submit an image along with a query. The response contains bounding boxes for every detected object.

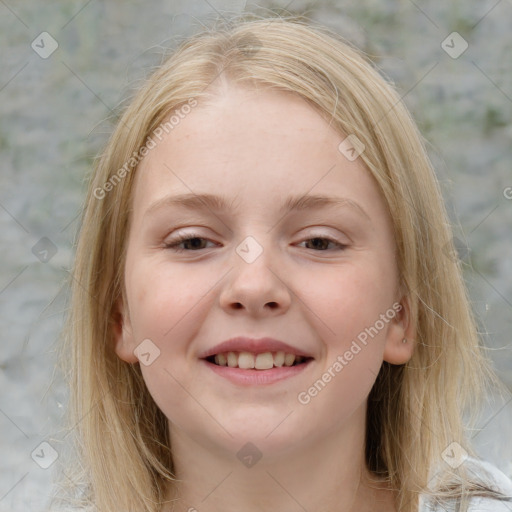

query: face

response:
[113,86,415,460]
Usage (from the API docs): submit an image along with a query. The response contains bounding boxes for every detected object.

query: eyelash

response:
[163,233,348,252]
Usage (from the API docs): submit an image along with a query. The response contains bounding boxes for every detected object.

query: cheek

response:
[313,261,396,407]
[293,263,392,422]
[126,261,220,429]
[306,259,396,344]
[127,260,214,339]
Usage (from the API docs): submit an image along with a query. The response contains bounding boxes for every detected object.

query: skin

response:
[113,84,416,512]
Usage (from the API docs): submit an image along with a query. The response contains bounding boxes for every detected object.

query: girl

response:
[54,13,512,512]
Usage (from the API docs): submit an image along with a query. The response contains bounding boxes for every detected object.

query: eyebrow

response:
[143,192,371,221]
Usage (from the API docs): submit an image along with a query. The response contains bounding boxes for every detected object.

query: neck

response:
[162,405,395,512]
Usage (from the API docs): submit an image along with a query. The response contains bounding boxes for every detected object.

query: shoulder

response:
[465,457,512,492]
[46,506,96,512]
[48,509,96,512]
[419,457,512,511]
[46,508,96,512]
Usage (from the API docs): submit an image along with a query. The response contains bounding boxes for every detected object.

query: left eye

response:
[297,237,347,251]
[164,235,346,252]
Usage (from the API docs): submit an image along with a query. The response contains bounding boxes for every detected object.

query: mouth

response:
[203,351,314,370]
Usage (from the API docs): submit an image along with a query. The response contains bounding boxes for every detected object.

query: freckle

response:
[137,287,147,303]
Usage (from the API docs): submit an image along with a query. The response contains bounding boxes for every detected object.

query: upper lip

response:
[198,337,314,359]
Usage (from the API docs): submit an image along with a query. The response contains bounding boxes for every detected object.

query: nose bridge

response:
[232,234,279,287]
[235,234,267,266]
[219,234,291,314]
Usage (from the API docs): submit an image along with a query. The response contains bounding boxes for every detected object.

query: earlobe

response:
[383,295,416,365]
[112,297,139,364]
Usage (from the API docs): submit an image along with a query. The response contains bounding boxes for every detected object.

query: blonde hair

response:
[53,12,509,512]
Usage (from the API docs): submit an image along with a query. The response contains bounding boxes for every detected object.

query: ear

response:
[383,294,416,365]
[112,296,139,364]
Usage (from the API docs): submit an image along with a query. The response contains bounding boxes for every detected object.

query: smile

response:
[201,352,314,386]
[206,351,312,369]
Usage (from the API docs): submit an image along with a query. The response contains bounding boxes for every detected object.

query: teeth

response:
[238,352,255,369]
[227,352,238,367]
[211,351,306,369]
[274,351,285,367]
[255,352,273,370]
[284,353,295,367]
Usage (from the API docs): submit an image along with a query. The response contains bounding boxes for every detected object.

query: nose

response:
[218,239,292,317]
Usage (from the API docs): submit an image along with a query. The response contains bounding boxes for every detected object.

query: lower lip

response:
[201,359,313,386]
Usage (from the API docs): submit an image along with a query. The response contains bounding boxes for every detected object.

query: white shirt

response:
[419,457,512,511]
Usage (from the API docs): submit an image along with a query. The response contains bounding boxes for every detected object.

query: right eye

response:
[163,234,218,252]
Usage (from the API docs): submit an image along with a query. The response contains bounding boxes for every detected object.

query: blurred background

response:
[0,1,511,510]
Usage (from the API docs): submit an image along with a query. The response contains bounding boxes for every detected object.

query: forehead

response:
[130,86,385,222]
[146,86,335,162]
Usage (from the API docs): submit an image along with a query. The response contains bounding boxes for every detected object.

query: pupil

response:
[187,238,204,250]
[309,238,328,250]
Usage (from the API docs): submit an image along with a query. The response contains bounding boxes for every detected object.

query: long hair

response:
[53,12,509,512]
